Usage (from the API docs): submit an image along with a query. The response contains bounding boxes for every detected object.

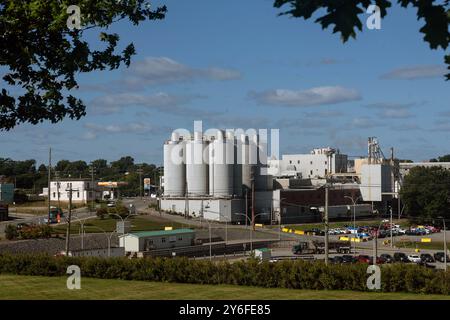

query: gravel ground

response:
[0,234,119,255]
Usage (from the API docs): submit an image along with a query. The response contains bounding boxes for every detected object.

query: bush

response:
[96,207,108,219]
[5,224,18,240]
[0,254,449,295]
[19,224,52,240]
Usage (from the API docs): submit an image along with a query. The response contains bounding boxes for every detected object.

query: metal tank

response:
[163,132,186,197]
[186,131,209,196]
[209,130,234,197]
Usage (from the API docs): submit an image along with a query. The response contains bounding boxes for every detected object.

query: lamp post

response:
[235,212,266,253]
[344,195,361,255]
[86,225,116,257]
[438,216,447,271]
[110,212,138,253]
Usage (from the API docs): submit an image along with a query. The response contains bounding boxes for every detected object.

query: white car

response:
[407,254,421,263]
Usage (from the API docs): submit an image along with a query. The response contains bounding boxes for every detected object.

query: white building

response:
[268,148,348,179]
[42,179,100,204]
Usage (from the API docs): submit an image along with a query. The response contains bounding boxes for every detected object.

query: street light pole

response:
[345,195,361,255]
[444,218,447,272]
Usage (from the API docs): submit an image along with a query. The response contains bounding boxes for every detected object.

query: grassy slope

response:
[0,275,449,300]
[52,216,189,234]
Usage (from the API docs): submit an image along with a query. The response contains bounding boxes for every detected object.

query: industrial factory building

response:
[161,130,273,223]
[162,133,400,224]
[268,148,348,179]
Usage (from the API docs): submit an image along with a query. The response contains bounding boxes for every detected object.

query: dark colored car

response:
[332,256,344,264]
[394,252,409,263]
[380,254,394,263]
[420,253,435,263]
[418,261,436,269]
[433,252,450,263]
[342,255,355,264]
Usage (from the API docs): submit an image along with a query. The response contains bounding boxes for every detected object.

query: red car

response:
[357,255,371,263]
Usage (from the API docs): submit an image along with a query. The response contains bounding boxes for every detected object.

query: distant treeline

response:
[0,156,162,197]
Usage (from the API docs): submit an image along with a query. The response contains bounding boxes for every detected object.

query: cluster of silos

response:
[163,130,272,198]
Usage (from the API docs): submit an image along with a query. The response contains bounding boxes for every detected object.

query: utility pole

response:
[324,183,329,265]
[444,218,447,272]
[47,147,52,225]
[55,170,61,210]
[251,166,255,231]
[137,167,143,199]
[184,180,189,219]
[65,186,78,256]
[390,206,393,248]
[89,164,95,212]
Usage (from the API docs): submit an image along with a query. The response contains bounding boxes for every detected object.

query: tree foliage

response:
[273,0,450,80]
[0,0,167,130]
[400,166,450,222]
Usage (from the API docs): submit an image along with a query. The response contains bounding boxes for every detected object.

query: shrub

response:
[0,254,449,295]
[5,224,18,240]
[96,207,108,219]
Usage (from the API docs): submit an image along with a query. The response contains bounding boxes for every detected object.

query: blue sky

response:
[1,0,449,165]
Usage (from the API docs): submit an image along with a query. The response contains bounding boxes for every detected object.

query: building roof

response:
[122,229,195,238]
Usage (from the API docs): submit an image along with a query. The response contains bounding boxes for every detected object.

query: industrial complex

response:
[160,132,448,225]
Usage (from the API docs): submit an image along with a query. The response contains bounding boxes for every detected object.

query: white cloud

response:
[365,102,416,119]
[123,57,241,87]
[83,122,162,135]
[89,92,204,115]
[250,86,361,107]
[381,65,446,80]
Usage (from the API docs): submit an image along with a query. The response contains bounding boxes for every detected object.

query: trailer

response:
[0,203,8,221]
[292,240,351,255]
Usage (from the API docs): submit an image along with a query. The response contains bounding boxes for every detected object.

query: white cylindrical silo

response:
[163,134,185,197]
[209,130,234,197]
[186,132,208,196]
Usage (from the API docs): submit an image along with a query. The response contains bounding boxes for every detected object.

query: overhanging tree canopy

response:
[0,0,166,130]
[274,0,450,80]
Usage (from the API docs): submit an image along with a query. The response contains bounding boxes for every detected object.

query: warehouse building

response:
[41,179,102,204]
[268,148,348,178]
[119,229,195,252]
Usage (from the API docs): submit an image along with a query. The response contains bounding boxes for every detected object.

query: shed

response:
[119,229,195,252]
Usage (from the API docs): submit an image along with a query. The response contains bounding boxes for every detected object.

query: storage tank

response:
[209,130,234,197]
[253,134,271,191]
[186,131,209,196]
[163,132,186,197]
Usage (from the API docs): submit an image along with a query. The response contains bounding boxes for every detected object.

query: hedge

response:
[0,254,449,294]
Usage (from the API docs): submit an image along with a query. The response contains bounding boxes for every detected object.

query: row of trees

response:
[0,156,162,197]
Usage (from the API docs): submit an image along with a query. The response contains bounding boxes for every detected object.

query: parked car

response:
[394,252,409,263]
[420,253,435,263]
[380,254,394,263]
[332,256,344,264]
[341,255,355,264]
[407,254,422,263]
[433,252,450,263]
[357,255,371,263]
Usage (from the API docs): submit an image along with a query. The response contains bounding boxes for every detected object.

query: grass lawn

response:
[0,274,449,300]
[52,215,191,235]
[396,241,446,251]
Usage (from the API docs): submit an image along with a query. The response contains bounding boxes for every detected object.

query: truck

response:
[43,206,64,224]
[292,240,351,255]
